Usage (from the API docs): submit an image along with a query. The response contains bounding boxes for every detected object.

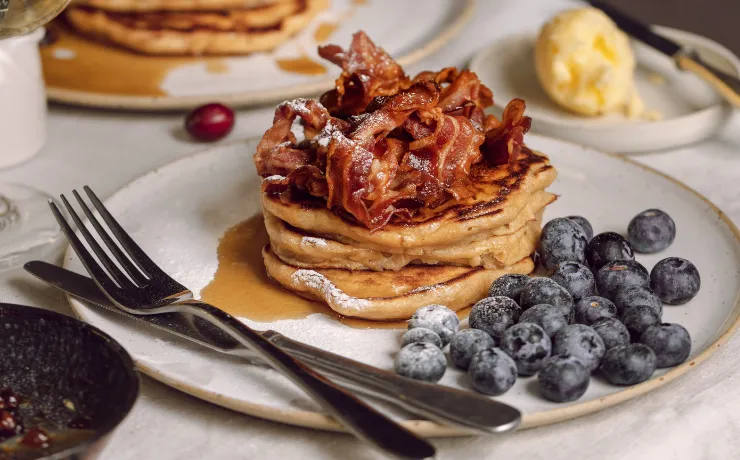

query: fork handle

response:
[177,300,435,460]
[261,330,521,434]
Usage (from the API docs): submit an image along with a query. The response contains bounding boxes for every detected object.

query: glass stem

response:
[0,195,19,232]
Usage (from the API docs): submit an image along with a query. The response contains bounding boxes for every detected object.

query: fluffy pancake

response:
[65,0,328,55]
[71,0,282,12]
[79,1,298,31]
[263,245,535,320]
[265,192,553,271]
[262,147,556,249]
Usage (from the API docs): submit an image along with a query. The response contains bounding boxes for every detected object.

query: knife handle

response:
[262,330,521,434]
[676,51,740,108]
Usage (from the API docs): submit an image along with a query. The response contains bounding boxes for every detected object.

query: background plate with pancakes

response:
[40,0,475,110]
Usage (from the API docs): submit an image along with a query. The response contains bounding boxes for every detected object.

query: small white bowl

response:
[469,26,740,154]
[0,28,47,169]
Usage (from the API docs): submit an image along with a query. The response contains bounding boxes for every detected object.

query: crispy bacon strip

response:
[319,31,409,116]
[254,32,533,231]
[482,98,531,166]
[325,82,439,228]
[253,98,329,176]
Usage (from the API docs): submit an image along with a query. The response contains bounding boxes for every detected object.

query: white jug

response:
[0,27,46,169]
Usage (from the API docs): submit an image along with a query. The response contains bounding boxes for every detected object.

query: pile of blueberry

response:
[394,209,700,403]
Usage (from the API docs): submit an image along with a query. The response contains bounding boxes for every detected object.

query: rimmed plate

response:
[64,135,740,437]
[41,0,474,111]
[469,27,740,154]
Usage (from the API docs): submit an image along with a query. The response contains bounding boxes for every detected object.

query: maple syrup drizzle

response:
[205,60,229,75]
[41,22,234,97]
[201,215,471,330]
[275,54,327,75]
[313,22,338,43]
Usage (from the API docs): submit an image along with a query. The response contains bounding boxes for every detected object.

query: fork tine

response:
[83,186,165,279]
[72,190,149,286]
[60,194,135,289]
[48,200,121,295]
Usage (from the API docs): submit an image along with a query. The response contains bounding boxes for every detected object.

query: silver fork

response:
[50,186,435,460]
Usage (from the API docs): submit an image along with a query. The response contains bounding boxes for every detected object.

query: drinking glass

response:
[0,0,70,268]
[0,0,70,39]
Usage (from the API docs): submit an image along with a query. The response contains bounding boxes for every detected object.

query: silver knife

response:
[24,260,522,435]
[588,0,740,108]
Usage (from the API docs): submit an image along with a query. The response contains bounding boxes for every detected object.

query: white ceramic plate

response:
[42,0,474,111]
[469,27,740,154]
[64,135,740,437]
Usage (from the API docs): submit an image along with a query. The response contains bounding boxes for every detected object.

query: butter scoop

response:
[535,7,644,117]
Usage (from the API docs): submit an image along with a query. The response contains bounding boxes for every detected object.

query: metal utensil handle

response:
[262,330,522,434]
[0,0,8,22]
[178,301,435,460]
[676,49,740,107]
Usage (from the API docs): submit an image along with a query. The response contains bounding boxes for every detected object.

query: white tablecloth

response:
[2,1,740,458]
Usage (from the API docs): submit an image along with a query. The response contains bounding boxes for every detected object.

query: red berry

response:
[21,427,51,448]
[185,103,235,142]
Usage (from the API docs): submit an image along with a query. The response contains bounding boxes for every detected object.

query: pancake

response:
[265,193,553,270]
[262,147,557,249]
[80,1,299,32]
[65,0,328,55]
[71,0,283,12]
[263,245,535,320]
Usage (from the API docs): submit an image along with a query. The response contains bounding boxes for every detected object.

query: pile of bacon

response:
[254,31,532,231]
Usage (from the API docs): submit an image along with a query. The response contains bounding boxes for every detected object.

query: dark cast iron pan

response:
[0,303,139,460]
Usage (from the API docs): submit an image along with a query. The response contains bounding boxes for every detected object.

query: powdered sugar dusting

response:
[281,98,315,114]
[316,120,336,148]
[263,175,286,182]
[290,118,306,143]
[407,153,431,172]
[301,236,328,248]
[409,283,443,294]
[291,269,370,311]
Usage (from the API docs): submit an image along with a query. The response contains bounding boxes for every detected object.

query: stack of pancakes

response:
[255,32,558,321]
[261,149,556,320]
[65,0,329,55]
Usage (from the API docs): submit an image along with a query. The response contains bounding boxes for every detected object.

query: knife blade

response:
[23,260,522,435]
[24,260,244,354]
[588,0,681,57]
[588,0,740,107]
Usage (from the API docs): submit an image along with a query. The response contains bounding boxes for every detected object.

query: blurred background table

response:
[1,0,740,458]
[616,0,739,56]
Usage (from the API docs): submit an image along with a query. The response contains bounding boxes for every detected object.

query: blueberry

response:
[469,296,521,342]
[488,274,531,303]
[449,329,495,370]
[640,323,691,368]
[596,260,650,301]
[613,285,663,317]
[628,209,676,254]
[600,344,656,385]
[518,304,568,337]
[591,317,630,349]
[408,304,460,346]
[394,342,446,382]
[567,216,594,241]
[586,232,635,272]
[500,323,552,376]
[401,328,443,349]
[621,305,661,339]
[538,355,590,402]
[468,348,518,395]
[538,218,588,269]
[650,257,701,305]
[519,278,574,318]
[552,324,605,372]
[575,296,617,325]
[550,261,595,302]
